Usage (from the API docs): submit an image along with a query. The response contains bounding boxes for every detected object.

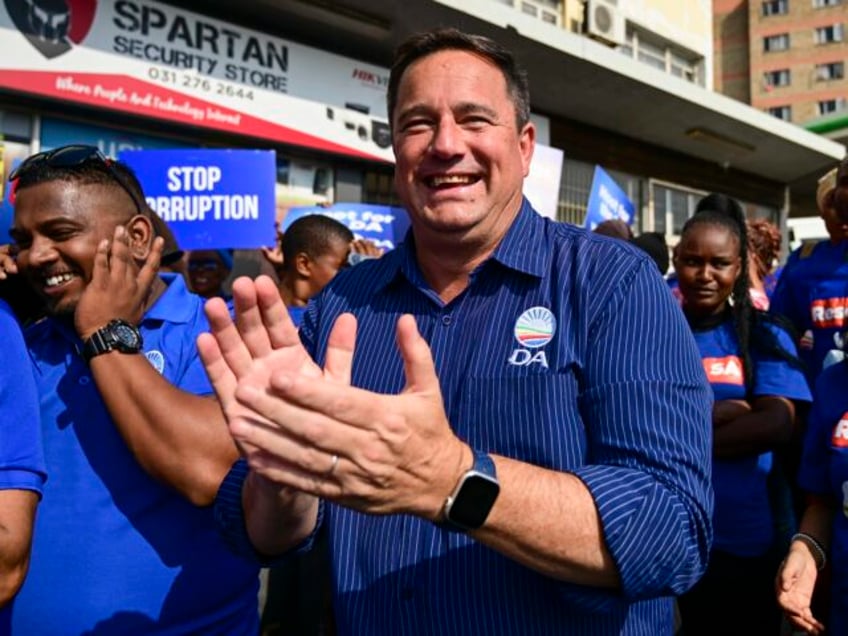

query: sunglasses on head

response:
[9,144,144,214]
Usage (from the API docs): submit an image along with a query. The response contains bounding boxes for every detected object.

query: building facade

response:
[0,0,841,257]
[715,0,848,126]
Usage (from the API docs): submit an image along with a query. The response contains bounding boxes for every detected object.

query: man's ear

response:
[294,252,312,278]
[127,214,154,261]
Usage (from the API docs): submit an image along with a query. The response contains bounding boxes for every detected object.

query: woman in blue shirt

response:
[673,204,811,636]
[777,358,848,635]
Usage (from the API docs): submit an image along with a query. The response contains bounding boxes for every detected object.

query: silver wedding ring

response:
[326,454,339,476]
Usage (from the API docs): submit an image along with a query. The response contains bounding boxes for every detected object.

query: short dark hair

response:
[630,232,669,274]
[387,28,531,130]
[282,214,353,272]
[14,158,149,220]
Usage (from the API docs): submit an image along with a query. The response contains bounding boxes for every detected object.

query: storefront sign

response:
[120,148,276,249]
[0,0,393,161]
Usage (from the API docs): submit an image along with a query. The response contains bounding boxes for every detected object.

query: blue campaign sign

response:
[584,166,635,230]
[119,149,276,250]
[283,203,410,251]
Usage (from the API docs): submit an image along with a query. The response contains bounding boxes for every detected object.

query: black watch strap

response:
[81,319,142,363]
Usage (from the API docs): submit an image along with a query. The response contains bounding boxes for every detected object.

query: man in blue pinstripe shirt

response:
[203,28,713,635]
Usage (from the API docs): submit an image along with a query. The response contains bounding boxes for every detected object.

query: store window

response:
[0,109,35,239]
[363,170,401,206]
[557,158,642,229]
[651,182,705,237]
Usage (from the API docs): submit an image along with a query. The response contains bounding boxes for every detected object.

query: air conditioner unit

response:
[586,0,625,46]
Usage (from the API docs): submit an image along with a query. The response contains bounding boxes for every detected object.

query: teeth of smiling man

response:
[44,273,75,287]
[429,174,474,187]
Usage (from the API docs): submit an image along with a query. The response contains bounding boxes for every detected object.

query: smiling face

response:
[187,250,230,299]
[391,49,534,247]
[11,179,136,317]
[674,222,742,318]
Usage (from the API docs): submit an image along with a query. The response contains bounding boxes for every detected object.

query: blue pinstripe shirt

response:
[217,200,713,634]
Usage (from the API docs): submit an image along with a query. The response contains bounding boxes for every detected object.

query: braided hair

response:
[682,196,804,390]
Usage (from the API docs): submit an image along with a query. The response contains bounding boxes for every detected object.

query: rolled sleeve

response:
[576,259,714,601]
[214,459,325,566]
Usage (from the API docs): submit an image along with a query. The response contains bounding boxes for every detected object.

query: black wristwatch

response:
[441,449,500,532]
[81,319,143,363]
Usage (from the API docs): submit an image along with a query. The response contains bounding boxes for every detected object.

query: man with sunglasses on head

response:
[6,145,258,634]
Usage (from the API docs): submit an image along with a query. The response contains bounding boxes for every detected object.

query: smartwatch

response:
[441,449,500,532]
[81,319,143,363]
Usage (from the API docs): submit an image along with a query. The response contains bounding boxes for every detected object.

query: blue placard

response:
[283,203,410,251]
[119,149,277,250]
[584,166,635,230]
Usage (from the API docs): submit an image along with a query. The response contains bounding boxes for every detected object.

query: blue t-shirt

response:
[218,200,714,635]
[13,275,259,635]
[798,360,848,635]
[770,240,848,382]
[692,318,811,557]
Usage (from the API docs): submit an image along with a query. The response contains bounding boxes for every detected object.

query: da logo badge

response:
[509,307,556,368]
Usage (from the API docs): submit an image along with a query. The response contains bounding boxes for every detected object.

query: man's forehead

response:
[394,50,512,114]
[401,48,503,83]
[13,179,129,222]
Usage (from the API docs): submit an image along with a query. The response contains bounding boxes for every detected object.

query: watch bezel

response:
[110,321,142,351]
[443,467,500,531]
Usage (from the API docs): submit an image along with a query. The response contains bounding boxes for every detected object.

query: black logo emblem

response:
[5,0,96,59]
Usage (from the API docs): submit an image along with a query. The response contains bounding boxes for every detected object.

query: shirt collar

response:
[143,273,196,324]
[373,197,549,293]
[488,198,548,278]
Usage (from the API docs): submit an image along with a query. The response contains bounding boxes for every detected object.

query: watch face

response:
[447,473,500,529]
[111,322,141,349]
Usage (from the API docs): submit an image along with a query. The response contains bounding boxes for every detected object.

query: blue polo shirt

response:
[770,240,848,382]
[0,300,46,633]
[218,201,713,635]
[798,360,848,635]
[691,319,810,557]
[0,299,45,494]
[14,274,259,635]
